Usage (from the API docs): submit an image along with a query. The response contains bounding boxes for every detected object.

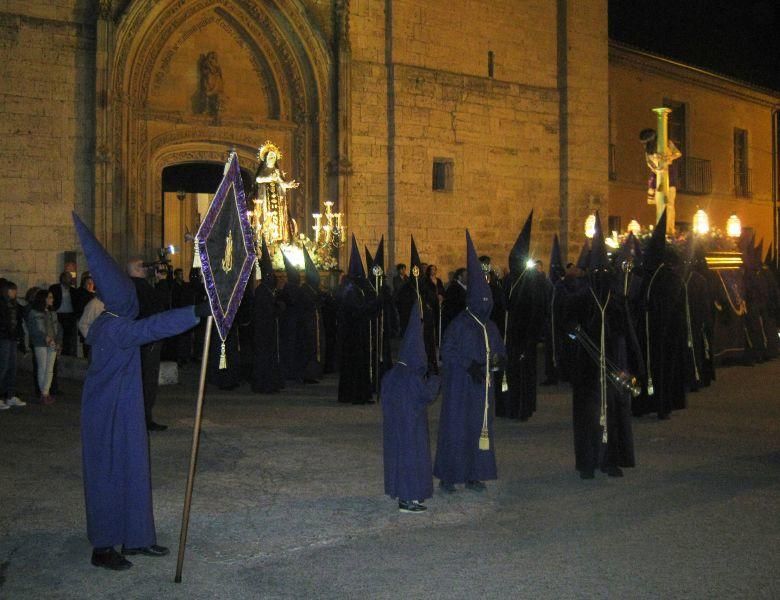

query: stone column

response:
[94,0,114,251]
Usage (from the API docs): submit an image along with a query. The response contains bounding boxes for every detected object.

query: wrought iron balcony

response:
[734,169,752,198]
[669,156,712,195]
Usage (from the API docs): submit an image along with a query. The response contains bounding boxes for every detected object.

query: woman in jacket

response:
[27,289,61,404]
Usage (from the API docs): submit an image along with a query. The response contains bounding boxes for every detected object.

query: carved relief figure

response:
[196,51,224,121]
[253,141,300,246]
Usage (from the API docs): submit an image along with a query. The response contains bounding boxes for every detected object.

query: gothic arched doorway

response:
[161,162,254,274]
[94,0,333,261]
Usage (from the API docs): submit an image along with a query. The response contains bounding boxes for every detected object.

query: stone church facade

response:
[2,0,609,290]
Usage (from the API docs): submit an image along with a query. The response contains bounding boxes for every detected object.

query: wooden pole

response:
[174,315,213,583]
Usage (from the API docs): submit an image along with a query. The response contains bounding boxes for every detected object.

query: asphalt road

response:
[1,358,778,599]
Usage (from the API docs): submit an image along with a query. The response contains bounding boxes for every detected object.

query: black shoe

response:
[465,480,487,492]
[398,500,427,513]
[607,466,624,477]
[147,422,168,431]
[439,481,456,493]
[579,469,595,480]
[121,544,170,557]
[658,413,671,421]
[91,548,132,571]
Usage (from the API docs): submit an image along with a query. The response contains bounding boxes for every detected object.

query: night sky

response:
[609,0,780,92]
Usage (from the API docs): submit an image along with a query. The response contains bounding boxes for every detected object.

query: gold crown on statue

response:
[257,140,283,162]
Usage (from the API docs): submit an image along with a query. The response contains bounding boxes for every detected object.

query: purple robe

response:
[381,367,440,502]
[82,307,198,548]
[433,310,505,484]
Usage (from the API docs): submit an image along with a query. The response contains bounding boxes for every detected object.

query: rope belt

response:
[644,263,664,396]
[589,288,611,444]
[467,308,491,451]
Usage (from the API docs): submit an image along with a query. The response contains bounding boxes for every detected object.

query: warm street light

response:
[692,209,710,235]
[627,219,641,237]
[726,213,741,238]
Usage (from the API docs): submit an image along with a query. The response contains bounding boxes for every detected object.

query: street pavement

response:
[1,358,779,599]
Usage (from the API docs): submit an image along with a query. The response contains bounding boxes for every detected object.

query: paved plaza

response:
[1,358,779,599]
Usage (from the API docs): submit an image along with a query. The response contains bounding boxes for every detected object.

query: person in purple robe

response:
[381,303,440,512]
[434,231,506,493]
[73,213,208,571]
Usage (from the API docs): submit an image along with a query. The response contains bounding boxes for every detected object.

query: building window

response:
[432,158,454,192]
[734,128,751,197]
[608,144,617,180]
[487,51,495,78]
[607,215,621,235]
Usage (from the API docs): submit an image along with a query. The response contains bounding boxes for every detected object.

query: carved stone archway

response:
[94,0,334,260]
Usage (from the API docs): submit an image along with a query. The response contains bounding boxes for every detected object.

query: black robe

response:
[564,282,638,475]
[278,280,306,381]
[252,281,284,393]
[632,265,687,418]
[441,281,467,335]
[500,269,547,420]
[679,269,711,391]
[337,278,379,404]
[300,282,325,382]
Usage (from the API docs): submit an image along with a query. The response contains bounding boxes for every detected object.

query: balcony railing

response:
[734,169,752,198]
[608,144,617,181]
[669,156,712,195]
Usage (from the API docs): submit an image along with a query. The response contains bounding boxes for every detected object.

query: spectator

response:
[392,263,408,293]
[73,274,97,358]
[27,289,61,404]
[49,271,78,356]
[0,280,26,409]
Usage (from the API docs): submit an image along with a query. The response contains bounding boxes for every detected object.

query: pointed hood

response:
[72,212,138,318]
[410,235,422,275]
[617,232,639,263]
[373,236,385,274]
[588,211,609,272]
[549,234,565,281]
[466,230,493,321]
[755,239,765,271]
[364,246,375,274]
[302,246,320,289]
[397,302,427,374]
[281,250,301,285]
[765,243,774,267]
[575,240,590,271]
[643,208,667,271]
[509,210,533,275]
[348,234,366,279]
[259,237,276,287]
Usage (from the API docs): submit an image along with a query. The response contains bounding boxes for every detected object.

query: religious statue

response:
[196,51,224,121]
[252,141,300,246]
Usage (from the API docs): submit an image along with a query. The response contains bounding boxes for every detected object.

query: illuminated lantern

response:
[584,214,596,239]
[627,219,641,237]
[692,209,710,235]
[726,213,741,238]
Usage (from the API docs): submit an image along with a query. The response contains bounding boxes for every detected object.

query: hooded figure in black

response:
[382,302,440,512]
[677,235,712,391]
[632,209,687,419]
[300,246,324,382]
[433,231,506,492]
[542,234,565,385]
[564,212,638,479]
[337,235,379,404]
[742,237,774,363]
[759,241,780,359]
[370,237,396,387]
[395,236,423,334]
[500,211,547,420]
[252,238,284,393]
[277,251,306,381]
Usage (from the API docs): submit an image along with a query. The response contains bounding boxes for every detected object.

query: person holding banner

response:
[73,213,209,571]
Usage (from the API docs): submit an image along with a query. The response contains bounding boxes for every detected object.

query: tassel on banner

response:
[219,342,227,369]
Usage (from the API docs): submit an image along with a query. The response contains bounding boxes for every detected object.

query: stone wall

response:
[0,3,95,292]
